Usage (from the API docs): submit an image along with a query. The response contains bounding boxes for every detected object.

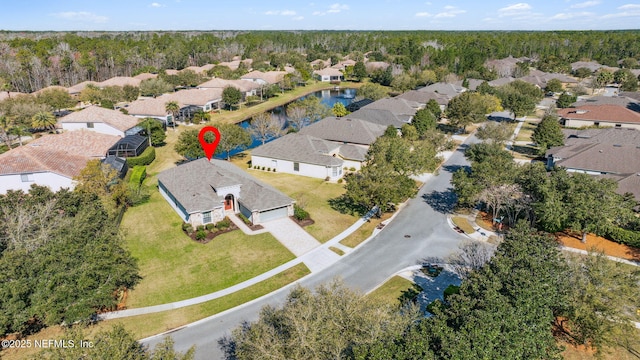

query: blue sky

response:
[1,1,639,31]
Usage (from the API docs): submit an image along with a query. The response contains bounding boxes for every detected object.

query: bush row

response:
[126,147,156,167]
[604,227,640,248]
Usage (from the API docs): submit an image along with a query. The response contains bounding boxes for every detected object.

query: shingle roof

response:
[362,98,419,119]
[126,97,169,117]
[59,105,140,132]
[157,158,294,214]
[554,143,640,174]
[299,116,386,145]
[0,130,118,178]
[314,68,343,77]
[562,128,640,146]
[397,90,449,106]
[558,105,640,124]
[67,81,99,94]
[419,83,465,98]
[338,144,367,161]
[133,73,158,81]
[572,96,640,112]
[241,70,286,84]
[348,108,408,128]
[98,77,142,88]
[252,133,343,167]
[197,78,261,92]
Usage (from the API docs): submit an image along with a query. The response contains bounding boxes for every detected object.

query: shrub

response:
[267,167,271,172]
[217,217,231,230]
[196,230,207,240]
[604,227,640,248]
[272,168,276,172]
[129,166,147,187]
[337,178,343,184]
[325,176,330,181]
[126,147,156,166]
[443,284,460,301]
[248,164,252,169]
[261,166,265,171]
[182,223,194,234]
[294,204,310,221]
[238,213,252,225]
[349,167,356,171]
[196,225,205,232]
[128,183,150,206]
[206,223,216,231]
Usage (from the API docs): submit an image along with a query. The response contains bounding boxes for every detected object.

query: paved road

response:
[141,136,476,359]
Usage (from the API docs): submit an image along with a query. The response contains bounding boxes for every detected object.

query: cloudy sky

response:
[2,1,639,31]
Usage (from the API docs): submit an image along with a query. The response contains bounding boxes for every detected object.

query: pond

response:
[216,87,357,159]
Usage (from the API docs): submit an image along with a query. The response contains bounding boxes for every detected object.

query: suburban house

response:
[197,78,261,99]
[453,78,485,91]
[98,76,142,88]
[358,97,420,123]
[419,82,466,102]
[558,104,640,130]
[519,70,578,89]
[58,105,142,137]
[299,116,387,146]
[251,133,351,180]
[331,59,356,71]
[313,68,344,82]
[310,59,330,69]
[67,81,99,97]
[132,73,158,81]
[126,97,173,124]
[0,130,119,194]
[546,128,640,199]
[241,70,286,85]
[348,108,410,128]
[127,88,223,124]
[484,56,531,77]
[397,90,450,110]
[572,95,640,110]
[157,158,294,226]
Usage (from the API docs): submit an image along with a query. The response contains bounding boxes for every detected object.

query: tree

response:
[286,104,307,131]
[249,112,284,145]
[446,92,501,132]
[164,100,179,130]
[356,83,389,101]
[175,129,204,159]
[216,123,252,160]
[556,92,577,108]
[0,115,13,149]
[383,125,398,138]
[226,279,417,360]
[476,121,513,144]
[295,96,331,123]
[425,98,442,119]
[614,69,633,84]
[122,85,140,102]
[332,102,349,117]
[36,87,75,111]
[400,124,418,141]
[74,159,130,216]
[412,108,436,136]
[476,80,494,95]
[545,78,563,93]
[445,240,497,280]
[31,111,56,130]
[139,118,166,146]
[500,91,536,120]
[222,86,242,110]
[353,61,367,81]
[390,73,417,92]
[532,115,564,155]
[595,69,613,88]
[573,67,593,79]
[370,66,393,86]
[139,78,173,98]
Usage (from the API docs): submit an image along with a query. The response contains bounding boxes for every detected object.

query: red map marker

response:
[198,126,221,161]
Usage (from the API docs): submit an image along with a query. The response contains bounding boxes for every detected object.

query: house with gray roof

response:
[157,158,294,226]
[348,108,410,128]
[419,82,465,100]
[251,133,359,180]
[299,116,387,145]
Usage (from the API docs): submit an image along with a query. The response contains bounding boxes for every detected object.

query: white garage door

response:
[259,206,289,223]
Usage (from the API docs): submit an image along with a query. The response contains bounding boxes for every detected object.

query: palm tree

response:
[31,111,57,131]
[9,126,29,146]
[165,101,180,130]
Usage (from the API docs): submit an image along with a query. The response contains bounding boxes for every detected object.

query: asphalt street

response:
[141,136,475,359]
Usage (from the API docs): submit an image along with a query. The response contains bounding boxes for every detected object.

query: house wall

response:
[189,208,225,226]
[251,204,294,224]
[0,172,74,194]
[132,114,170,124]
[342,159,362,171]
[251,155,343,180]
[158,180,189,223]
[61,122,125,137]
[563,118,640,131]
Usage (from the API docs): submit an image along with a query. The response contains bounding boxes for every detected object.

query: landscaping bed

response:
[557,231,640,262]
[290,216,315,227]
[182,219,239,244]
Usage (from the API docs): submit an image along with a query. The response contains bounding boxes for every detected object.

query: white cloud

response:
[293,16,304,21]
[435,6,465,18]
[51,11,108,23]
[618,4,640,10]
[265,10,297,16]
[601,4,640,18]
[498,3,532,17]
[327,3,349,13]
[149,2,165,7]
[415,12,431,17]
[550,11,594,20]
[570,1,600,8]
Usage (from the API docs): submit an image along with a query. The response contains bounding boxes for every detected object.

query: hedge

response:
[129,166,147,187]
[126,147,156,167]
[604,227,640,248]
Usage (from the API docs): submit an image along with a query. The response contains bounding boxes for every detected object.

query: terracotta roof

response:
[126,97,169,117]
[0,91,26,101]
[165,88,222,107]
[67,81,98,94]
[98,77,141,88]
[314,68,343,77]
[558,105,640,124]
[158,158,293,214]
[299,116,387,145]
[241,70,286,84]
[133,73,158,81]
[58,105,140,132]
[0,130,118,178]
[252,133,343,167]
[197,78,261,92]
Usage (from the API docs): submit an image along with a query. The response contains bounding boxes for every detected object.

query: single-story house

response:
[331,60,356,71]
[58,105,142,137]
[240,70,286,85]
[397,90,449,110]
[127,88,223,124]
[157,158,294,226]
[299,116,387,146]
[197,78,261,99]
[98,76,142,88]
[132,73,158,81]
[67,81,99,96]
[0,130,119,194]
[126,97,173,125]
[484,56,531,77]
[348,108,410,129]
[419,82,466,101]
[558,104,640,130]
[251,133,348,180]
[313,68,344,82]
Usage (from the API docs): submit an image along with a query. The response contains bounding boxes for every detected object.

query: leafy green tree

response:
[222,86,242,110]
[123,85,140,102]
[370,66,393,86]
[175,128,204,159]
[36,87,75,111]
[532,115,564,155]
[556,92,577,108]
[476,121,513,144]
[573,67,593,79]
[216,123,252,160]
[476,81,494,95]
[295,96,331,123]
[249,112,284,145]
[595,69,613,87]
[139,118,166,146]
[332,102,349,117]
[31,111,56,130]
[613,69,632,84]
[390,73,417,92]
[412,108,436,136]
[621,74,639,91]
[139,78,173,98]
[545,78,563,93]
[446,92,501,132]
[499,90,537,120]
[400,124,418,141]
[356,83,389,101]
[228,280,417,360]
[425,98,442,119]
[383,125,398,138]
[353,61,367,81]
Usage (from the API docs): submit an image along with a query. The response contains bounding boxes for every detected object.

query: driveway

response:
[261,217,321,256]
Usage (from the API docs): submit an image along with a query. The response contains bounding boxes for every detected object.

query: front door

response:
[224,194,234,211]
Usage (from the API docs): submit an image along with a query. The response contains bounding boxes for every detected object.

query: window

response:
[202,211,212,224]
[86,122,94,128]
[332,166,338,177]
[293,162,299,172]
[21,173,34,182]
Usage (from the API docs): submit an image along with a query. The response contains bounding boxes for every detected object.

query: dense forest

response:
[1,30,640,92]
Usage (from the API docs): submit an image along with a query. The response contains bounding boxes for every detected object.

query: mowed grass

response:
[340,212,392,248]
[231,152,357,242]
[122,187,296,308]
[515,118,539,143]
[367,276,416,307]
[2,263,310,360]
[452,216,475,234]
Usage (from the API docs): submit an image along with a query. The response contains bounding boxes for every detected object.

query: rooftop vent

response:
[576,110,588,114]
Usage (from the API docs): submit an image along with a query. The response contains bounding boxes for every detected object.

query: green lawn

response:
[231,153,358,242]
[452,216,475,234]
[367,276,416,307]
[122,187,296,308]
[515,119,538,143]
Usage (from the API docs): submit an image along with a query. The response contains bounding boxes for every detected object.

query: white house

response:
[58,105,142,137]
[157,158,294,226]
[0,130,119,194]
[313,68,344,82]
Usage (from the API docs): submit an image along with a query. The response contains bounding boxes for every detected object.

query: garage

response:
[258,206,289,223]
